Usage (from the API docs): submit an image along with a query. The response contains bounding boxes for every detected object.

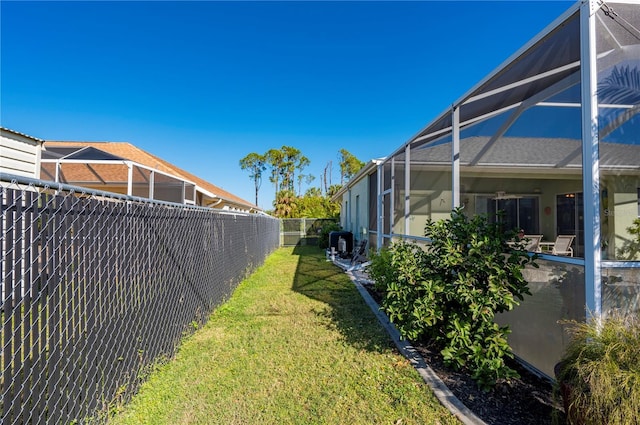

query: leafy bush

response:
[368,242,438,338]
[556,314,640,425]
[616,217,640,260]
[317,221,342,249]
[368,246,398,294]
[295,193,341,219]
[368,208,537,390]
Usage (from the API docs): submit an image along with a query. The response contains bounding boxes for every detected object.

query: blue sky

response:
[1,0,573,210]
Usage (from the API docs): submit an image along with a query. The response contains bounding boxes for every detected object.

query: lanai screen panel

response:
[153,172,187,204]
[496,258,585,378]
[412,10,581,147]
[596,2,640,317]
[368,171,377,232]
[383,160,392,192]
[368,171,378,250]
[132,165,151,198]
[458,97,584,257]
[184,184,195,204]
[603,267,640,316]
[460,11,581,124]
[453,7,586,378]
[408,134,453,237]
[392,150,406,235]
[380,159,393,245]
[596,2,640,263]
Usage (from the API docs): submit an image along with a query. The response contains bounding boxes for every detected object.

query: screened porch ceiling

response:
[404,1,640,152]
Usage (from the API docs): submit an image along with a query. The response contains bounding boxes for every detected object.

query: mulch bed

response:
[414,340,566,425]
[362,282,567,425]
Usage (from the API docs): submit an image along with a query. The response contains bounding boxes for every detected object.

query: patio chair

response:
[523,235,543,253]
[350,240,368,265]
[508,234,542,252]
[552,235,575,256]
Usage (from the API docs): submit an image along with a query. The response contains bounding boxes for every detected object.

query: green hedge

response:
[368,208,537,390]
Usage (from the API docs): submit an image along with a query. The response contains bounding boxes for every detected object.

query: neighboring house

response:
[335,0,640,379]
[0,127,45,179]
[39,141,259,212]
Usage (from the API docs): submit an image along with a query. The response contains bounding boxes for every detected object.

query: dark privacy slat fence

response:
[1,174,280,424]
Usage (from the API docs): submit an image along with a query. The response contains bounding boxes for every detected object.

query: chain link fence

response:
[1,174,280,424]
[280,218,338,246]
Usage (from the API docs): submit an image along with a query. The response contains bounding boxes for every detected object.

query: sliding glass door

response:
[478,196,540,235]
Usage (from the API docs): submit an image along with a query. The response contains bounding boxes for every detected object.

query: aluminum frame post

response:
[452,106,461,209]
[377,162,383,250]
[405,144,411,237]
[126,162,133,196]
[580,0,602,318]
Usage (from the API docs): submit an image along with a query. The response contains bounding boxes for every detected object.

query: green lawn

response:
[110,245,459,425]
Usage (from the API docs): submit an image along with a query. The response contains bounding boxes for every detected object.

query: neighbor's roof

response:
[43,141,258,210]
[1,126,45,143]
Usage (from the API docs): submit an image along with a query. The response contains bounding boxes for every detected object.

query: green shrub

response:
[369,208,536,390]
[556,314,640,425]
[366,246,395,293]
[367,242,438,339]
[616,217,640,260]
[317,221,342,249]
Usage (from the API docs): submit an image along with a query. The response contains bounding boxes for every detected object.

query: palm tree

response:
[266,148,285,201]
[338,149,365,185]
[239,152,266,206]
[274,189,297,218]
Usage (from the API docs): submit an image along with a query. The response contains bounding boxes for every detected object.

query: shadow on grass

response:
[290,244,391,354]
